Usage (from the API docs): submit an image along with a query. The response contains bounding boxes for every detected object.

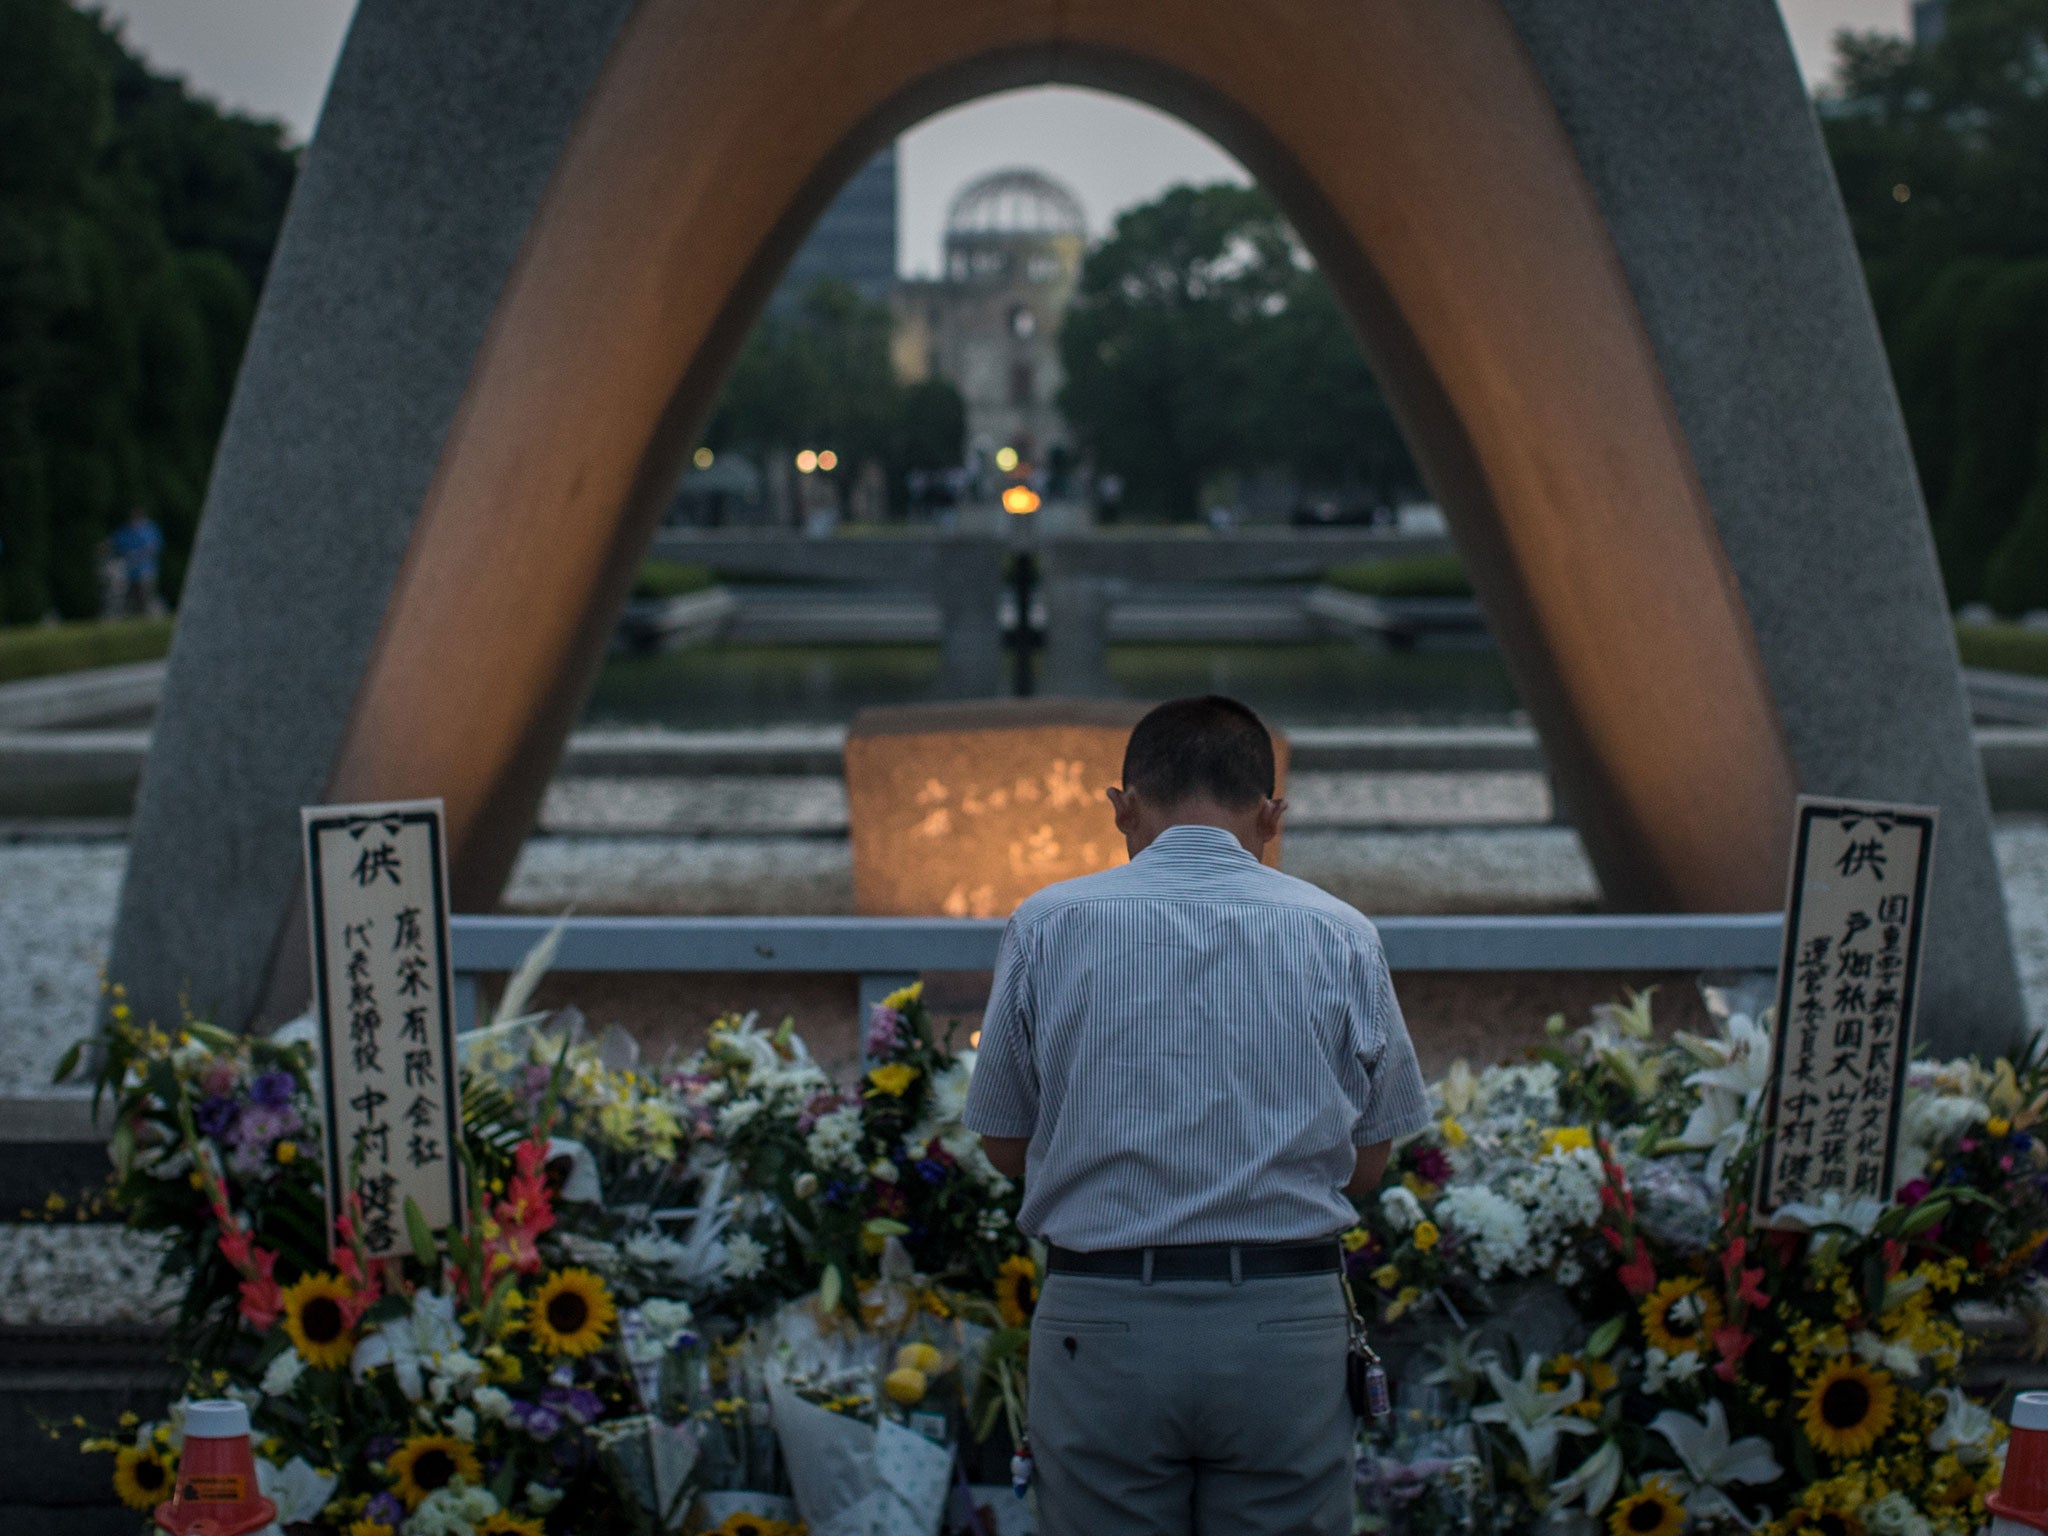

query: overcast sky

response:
[96,0,1911,277]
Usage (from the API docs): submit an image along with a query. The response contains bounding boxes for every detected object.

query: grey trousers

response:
[1027,1270,1355,1536]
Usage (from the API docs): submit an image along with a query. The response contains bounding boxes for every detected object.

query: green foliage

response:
[629,560,716,601]
[1822,3,2048,605]
[706,279,964,514]
[1929,262,2048,605]
[1324,553,1472,599]
[0,0,294,625]
[0,613,171,681]
[1057,182,1419,519]
[1956,618,2048,678]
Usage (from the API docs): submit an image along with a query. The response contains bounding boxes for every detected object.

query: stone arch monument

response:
[110,0,2025,1056]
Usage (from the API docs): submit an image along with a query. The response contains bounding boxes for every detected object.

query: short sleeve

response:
[963,915,1039,1138]
[1346,933,1431,1145]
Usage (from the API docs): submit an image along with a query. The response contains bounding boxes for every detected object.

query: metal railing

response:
[446,912,1786,1031]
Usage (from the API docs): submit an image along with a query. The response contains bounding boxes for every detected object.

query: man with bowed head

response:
[965,694,1430,1535]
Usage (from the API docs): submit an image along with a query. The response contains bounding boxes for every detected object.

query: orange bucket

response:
[154,1399,277,1536]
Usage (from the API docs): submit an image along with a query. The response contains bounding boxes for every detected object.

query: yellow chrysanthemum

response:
[280,1271,356,1369]
[1413,1220,1440,1251]
[1639,1276,1722,1357]
[1608,1476,1686,1536]
[347,1523,395,1536]
[386,1433,482,1509]
[529,1267,617,1356]
[1541,1125,1595,1156]
[112,1444,175,1511]
[865,1063,919,1097]
[1439,1117,1468,1146]
[1340,1227,1370,1253]
[897,1341,944,1375]
[881,981,924,1011]
[1799,1359,1896,1458]
[476,1515,547,1536]
[994,1254,1039,1328]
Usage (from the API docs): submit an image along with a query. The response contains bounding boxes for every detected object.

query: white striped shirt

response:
[963,823,1431,1250]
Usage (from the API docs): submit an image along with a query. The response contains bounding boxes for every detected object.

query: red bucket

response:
[154,1399,277,1536]
[1989,1391,2048,1536]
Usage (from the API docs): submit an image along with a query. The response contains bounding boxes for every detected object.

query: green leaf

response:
[53,1040,83,1084]
[1899,1197,1952,1236]
[1584,1314,1626,1359]
[863,1217,910,1237]
[819,1263,843,1316]
[403,1196,439,1268]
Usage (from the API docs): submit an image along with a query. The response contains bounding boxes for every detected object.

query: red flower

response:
[1619,1248,1657,1297]
[1710,1325,1754,1382]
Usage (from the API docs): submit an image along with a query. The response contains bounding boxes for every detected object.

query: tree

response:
[0,0,293,623]
[1056,182,1418,519]
[706,279,963,516]
[1821,1,2048,610]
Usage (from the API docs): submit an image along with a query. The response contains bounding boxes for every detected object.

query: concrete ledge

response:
[1968,668,2048,726]
[0,665,164,732]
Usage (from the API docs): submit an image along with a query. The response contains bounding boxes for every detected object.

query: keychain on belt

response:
[1011,1435,1034,1496]
[1340,1263,1391,1421]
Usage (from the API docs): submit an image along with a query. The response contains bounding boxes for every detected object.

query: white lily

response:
[1674,1013,1774,1189]
[1650,1399,1782,1525]
[1470,1355,1594,1478]
[1928,1387,1998,1453]
[350,1289,463,1401]
[1549,1438,1623,1514]
[1853,1329,1922,1377]
[1769,1192,1886,1237]
[256,1456,337,1524]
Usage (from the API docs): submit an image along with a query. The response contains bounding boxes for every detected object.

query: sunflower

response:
[386,1433,482,1509]
[994,1254,1039,1328]
[112,1443,175,1511]
[529,1266,617,1356]
[1639,1276,1722,1357]
[280,1271,355,1368]
[1608,1476,1686,1536]
[1799,1359,1897,1458]
[476,1515,547,1536]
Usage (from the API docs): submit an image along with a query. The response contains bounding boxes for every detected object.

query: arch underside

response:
[312,0,1796,980]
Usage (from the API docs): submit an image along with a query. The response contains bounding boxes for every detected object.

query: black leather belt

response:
[1047,1240,1340,1281]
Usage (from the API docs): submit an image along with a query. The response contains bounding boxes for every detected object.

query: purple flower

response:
[194,1096,239,1138]
[915,1158,949,1185]
[542,1385,604,1425]
[510,1400,563,1440]
[1897,1178,1931,1205]
[249,1070,296,1109]
[865,1007,904,1056]
[366,1492,405,1524]
[366,1434,399,1460]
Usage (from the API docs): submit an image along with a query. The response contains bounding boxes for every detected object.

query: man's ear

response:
[1107,785,1139,834]
[1256,796,1288,844]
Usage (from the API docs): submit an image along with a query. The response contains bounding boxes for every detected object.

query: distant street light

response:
[994,446,1020,473]
[1002,485,1041,515]
[693,446,715,469]
[795,449,818,474]
[817,450,839,472]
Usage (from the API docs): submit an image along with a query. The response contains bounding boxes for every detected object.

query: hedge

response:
[1323,552,1472,599]
[0,616,175,684]
[1956,620,2048,681]
[631,561,717,601]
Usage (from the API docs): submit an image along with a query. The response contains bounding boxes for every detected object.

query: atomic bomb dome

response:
[893,168,1088,479]
[945,168,1087,239]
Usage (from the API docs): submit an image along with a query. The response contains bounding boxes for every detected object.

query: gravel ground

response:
[535,771,1553,834]
[0,1220,176,1325]
[5,815,2046,1094]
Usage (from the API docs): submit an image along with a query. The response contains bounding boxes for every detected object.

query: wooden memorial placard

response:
[303,798,465,1257]
[1755,796,1937,1222]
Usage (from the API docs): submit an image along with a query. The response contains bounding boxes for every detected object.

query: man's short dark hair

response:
[1121,695,1275,809]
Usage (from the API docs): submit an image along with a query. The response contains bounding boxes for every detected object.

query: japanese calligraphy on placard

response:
[1755,797,1937,1221]
[302,798,465,1258]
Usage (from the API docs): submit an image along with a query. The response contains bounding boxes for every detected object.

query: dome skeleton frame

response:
[945,168,1087,239]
